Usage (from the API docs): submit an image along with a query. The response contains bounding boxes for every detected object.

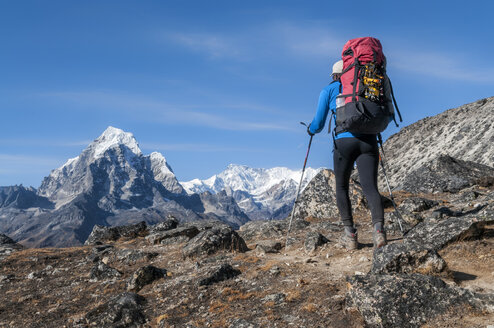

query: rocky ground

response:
[1,175,493,327]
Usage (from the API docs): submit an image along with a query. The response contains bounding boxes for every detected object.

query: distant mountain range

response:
[0,127,318,247]
[181,165,319,220]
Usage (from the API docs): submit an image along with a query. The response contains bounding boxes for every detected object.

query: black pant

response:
[333,135,383,228]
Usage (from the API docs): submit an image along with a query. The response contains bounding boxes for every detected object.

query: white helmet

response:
[331,60,343,76]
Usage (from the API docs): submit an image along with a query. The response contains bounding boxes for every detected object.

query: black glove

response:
[307,124,314,136]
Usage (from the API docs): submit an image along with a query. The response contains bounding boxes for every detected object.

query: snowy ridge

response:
[90,126,142,159]
[43,127,142,187]
[181,164,322,220]
[147,152,184,194]
[38,126,183,203]
[181,164,320,196]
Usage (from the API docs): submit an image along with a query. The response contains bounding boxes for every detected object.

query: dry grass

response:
[192,318,207,327]
[220,287,240,296]
[209,301,229,314]
[233,254,261,264]
[264,308,274,316]
[285,290,301,302]
[227,292,257,302]
[210,318,227,328]
[259,260,279,272]
[155,313,170,325]
[220,287,258,302]
[302,302,318,313]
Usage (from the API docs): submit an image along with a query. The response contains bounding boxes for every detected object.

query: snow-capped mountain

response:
[0,127,249,247]
[0,127,321,247]
[181,165,321,220]
[38,126,185,209]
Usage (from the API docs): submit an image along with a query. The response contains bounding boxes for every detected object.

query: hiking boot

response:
[340,227,358,250]
[373,229,387,248]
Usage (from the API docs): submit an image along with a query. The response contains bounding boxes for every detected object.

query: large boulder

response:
[347,273,494,328]
[372,242,447,275]
[379,97,494,189]
[127,265,167,292]
[84,292,146,327]
[398,197,439,213]
[148,217,179,234]
[85,221,148,245]
[146,226,199,245]
[373,214,492,274]
[255,240,283,254]
[89,261,122,281]
[400,155,494,193]
[304,232,329,253]
[182,223,248,258]
[197,263,241,286]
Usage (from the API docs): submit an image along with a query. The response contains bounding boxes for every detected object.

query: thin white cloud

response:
[0,154,63,168]
[167,32,244,59]
[157,109,296,132]
[141,142,266,153]
[164,22,494,84]
[163,21,344,62]
[39,91,168,113]
[387,45,494,84]
[37,91,298,132]
[0,139,90,147]
[269,22,344,59]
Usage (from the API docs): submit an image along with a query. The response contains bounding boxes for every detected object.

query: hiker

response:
[307,53,390,250]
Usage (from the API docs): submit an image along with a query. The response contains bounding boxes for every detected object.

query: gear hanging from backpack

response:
[362,62,384,102]
[334,37,402,135]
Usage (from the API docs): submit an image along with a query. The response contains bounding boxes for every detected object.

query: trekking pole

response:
[285,122,313,251]
[377,134,405,236]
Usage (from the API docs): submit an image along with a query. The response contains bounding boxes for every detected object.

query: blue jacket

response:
[309,81,355,139]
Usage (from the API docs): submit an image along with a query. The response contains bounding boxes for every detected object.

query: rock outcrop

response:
[347,273,494,328]
[382,97,494,188]
[85,221,148,245]
[197,263,241,286]
[84,292,146,327]
[127,265,167,292]
[293,169,366,220]
[182,223,248,258]
[89,261,123,281]
[400,155,494,193]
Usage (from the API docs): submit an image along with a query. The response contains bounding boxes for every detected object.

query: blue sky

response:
[1,0,493,187]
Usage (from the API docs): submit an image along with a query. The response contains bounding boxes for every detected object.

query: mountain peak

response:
[91,126,142,158]
[149,151,174,175]
[226,164,248,169]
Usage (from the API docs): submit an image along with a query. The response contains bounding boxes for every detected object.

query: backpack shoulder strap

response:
[327,80,341,134]
[388,77,403,123]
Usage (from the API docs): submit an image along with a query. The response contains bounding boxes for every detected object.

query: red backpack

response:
[335,37,402,134]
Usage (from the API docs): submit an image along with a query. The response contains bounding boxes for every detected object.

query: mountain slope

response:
[383,97,494,189]
[0,127,249,247]
[38,126,185,209]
